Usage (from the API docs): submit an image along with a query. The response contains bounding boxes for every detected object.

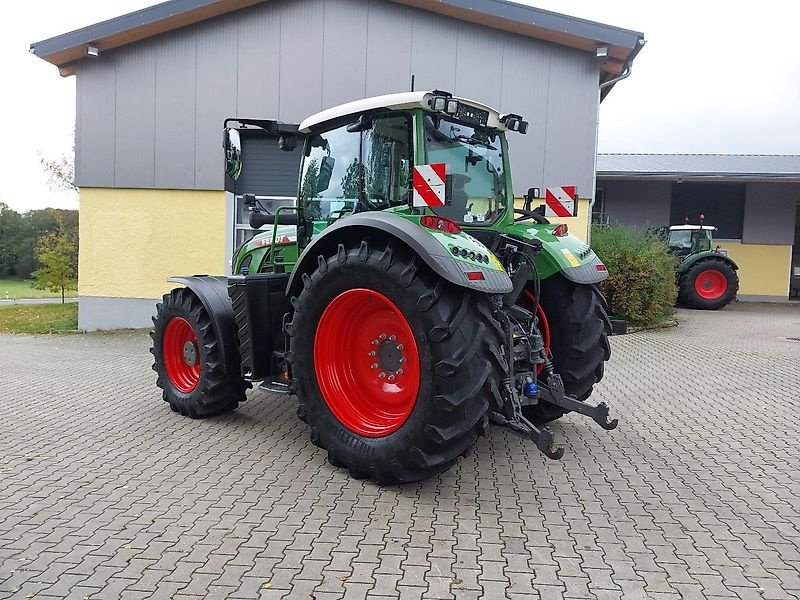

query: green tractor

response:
[151,91,615,484]
[667,217,739,309]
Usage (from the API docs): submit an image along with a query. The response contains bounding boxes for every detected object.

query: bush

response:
[591,224,676,327]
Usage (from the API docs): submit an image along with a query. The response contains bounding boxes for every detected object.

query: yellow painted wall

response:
[715,241,792,297]
[514,197,591,243]
[79,188,227,299]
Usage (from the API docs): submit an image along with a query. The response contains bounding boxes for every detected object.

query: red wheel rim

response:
[163,317,201,393]
[694,269,727,300]
[314,289,420,437]
[517,290,551,375]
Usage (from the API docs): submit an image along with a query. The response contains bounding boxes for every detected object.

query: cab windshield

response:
[668,229,712,257]
[423,115,506,225]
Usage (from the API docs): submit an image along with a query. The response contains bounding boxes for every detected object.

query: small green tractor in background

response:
[151,91,616,484]
[667,216,739,309]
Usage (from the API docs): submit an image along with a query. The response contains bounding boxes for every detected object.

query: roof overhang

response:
[597,173,800,183]
[31,0,644,87]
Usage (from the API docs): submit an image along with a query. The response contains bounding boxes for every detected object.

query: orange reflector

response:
[466,272,485,281]
[596,264,607,271]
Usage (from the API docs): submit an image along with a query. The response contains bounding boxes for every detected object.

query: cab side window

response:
[300,124,360,221]
[362,115,412,209]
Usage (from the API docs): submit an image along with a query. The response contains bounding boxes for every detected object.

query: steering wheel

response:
[366,194,389,210]
[514,208,550,224]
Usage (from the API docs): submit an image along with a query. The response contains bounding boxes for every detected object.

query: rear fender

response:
[677,251,739,274]
[286,212,513,298]
[500,222,608,285]
[528,237,608,285]
[167,276,239,375]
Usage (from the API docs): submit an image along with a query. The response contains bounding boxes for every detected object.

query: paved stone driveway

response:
[1,303,799,599]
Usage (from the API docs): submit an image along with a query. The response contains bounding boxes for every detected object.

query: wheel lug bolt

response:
[378,372,386,379]
[397,369,403,375]
[388,374,395,381]
[371,339,379,346]
[371,363,378,369]
[379,333,387,340]
[389,335,396,342]
[399,357,406,364]
[397,344,404,351]
[369,351,376,357]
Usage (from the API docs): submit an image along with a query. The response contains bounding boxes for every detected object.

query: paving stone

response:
[1,304,799,599]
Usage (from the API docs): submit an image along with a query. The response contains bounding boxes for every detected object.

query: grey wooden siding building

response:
[31,0,644,330]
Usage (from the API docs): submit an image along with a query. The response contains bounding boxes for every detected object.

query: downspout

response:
[599,62,633,91]
[589,62,633,243]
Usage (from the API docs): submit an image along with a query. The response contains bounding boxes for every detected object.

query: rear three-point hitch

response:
[488,239,618,460]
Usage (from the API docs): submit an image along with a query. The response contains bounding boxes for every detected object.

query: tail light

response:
[552,223,569,237]
[420,215,461,234]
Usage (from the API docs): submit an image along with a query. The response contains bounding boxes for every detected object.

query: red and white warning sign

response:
[413,163,446,207]
[544,186,577,217]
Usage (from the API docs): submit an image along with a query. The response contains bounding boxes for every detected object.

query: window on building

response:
[669,183,746,239]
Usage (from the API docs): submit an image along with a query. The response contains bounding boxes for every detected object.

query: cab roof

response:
[669,225,718,231]
[298,91,504,133]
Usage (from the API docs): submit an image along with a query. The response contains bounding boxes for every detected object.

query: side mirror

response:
[346,114,372,133]
[223,128,243,180]
[317,155,335,193]
[523,187,540,210]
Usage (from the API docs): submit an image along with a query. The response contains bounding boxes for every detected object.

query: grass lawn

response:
[0,303,78,334]
[0,279,75,300]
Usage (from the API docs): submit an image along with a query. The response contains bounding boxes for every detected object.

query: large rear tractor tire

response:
[678,259,738,310]
[151,288,248,418]
[287,241,508,485]
[518,275,611,424]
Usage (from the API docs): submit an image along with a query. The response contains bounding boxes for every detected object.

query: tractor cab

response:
[291,91,520,245]
[224,91,527,251]
[667,224,715,258]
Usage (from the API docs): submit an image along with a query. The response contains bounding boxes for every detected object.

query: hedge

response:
[591,224,676,327]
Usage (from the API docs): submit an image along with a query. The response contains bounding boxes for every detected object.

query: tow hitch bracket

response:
[490,410,565,460]
[540,373,618,431]
[492,378,565,460]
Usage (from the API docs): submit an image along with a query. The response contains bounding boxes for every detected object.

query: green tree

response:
[31,213,78,303]
[0,203,22,276]
[14,209,60,277]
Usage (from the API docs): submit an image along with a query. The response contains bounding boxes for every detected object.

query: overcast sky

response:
[1,0,798,212]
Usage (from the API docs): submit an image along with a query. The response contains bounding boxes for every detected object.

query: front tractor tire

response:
[151,288,247,418]
[678,259,739,310]
[518,275,611,424]
[288,241,508,485]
